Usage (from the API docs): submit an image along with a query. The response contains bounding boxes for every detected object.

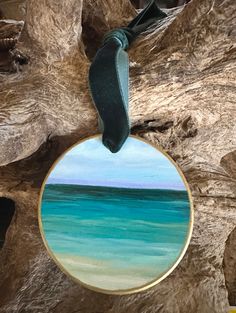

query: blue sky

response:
[47,137,185,190]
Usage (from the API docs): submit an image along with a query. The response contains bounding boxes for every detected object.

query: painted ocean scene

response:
[40,137,191,292]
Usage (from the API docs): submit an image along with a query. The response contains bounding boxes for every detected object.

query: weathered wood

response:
[0,19,26,72]
[0,0,235,312]
[132,0,187,9]
[224,227,236,306]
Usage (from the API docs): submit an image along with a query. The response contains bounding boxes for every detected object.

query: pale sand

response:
[55,253,167,290]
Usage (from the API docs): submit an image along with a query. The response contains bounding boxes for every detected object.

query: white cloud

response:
[47,137,185,190]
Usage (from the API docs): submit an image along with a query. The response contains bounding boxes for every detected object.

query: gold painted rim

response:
[38,134,194,295]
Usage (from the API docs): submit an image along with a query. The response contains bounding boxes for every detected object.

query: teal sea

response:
[41,184,191,290]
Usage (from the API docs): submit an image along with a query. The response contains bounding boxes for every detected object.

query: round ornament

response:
[39,136,193,294]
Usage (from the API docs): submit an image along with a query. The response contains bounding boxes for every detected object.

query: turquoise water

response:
[41,184,191,291]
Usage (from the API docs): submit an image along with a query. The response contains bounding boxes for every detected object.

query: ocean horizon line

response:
[45,182,186,192]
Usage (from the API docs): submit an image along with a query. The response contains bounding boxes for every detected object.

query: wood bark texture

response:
[0,0,235,312]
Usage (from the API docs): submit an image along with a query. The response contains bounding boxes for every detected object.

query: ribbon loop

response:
[89,0,167,153]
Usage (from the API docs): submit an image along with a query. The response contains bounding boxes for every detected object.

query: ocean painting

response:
[40,136,192,293]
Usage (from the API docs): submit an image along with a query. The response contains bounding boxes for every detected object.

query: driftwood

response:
[132,0,188,9]
[0,0,235,312]
[0,19,26,72]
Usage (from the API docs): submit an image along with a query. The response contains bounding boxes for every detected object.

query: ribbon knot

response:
[103,28,136,50]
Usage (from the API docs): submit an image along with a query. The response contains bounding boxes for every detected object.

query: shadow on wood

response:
[0,198,15,249]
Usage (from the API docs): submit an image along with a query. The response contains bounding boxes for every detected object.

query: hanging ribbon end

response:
[102,126,130,153]
[103,138,120,153]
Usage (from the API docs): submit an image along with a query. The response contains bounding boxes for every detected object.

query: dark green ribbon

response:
[89,0,167,153]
